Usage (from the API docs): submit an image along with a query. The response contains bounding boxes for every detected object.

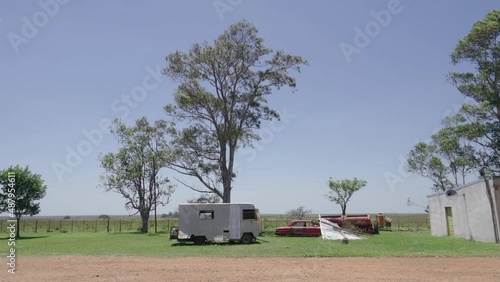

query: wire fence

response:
[0,214,429,234]
[0,218,179,234]
[259,214,430,232]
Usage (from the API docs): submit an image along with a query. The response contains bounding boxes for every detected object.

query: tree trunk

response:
[221,166,232,203]
[16,216,21,239]
[222,143,236,203]
[222,180,231,203]
[341,206,346,216]
[140,212,149,233]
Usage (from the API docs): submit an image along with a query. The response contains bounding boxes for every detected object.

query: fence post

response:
[95,219,98,232]
[107,219,110,233]
[35,219,38,233]
[119,219,122,233]
[83,219,85,232]
[48,220,51,232]
[397,217,400,231]
[71,220,74,233]
[59,220,62,232]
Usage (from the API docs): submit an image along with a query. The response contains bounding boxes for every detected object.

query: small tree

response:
[287,206,311,219]
[100,118,175,233]
[326,177,366,216]
[98,214,110,220]
[187,193,222,204]
[0,165,47,238]
[406,197,429,213]
[407,142,454,192]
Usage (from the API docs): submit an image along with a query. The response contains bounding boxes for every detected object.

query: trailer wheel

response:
[240,233,253,244]
[193,236,206,245]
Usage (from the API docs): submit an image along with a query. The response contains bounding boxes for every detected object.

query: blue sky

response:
[1,0,498,216]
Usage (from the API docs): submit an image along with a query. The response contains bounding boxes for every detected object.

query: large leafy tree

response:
[99,118,175,233]
[326,178,366,216]
[407,142,453,192]
[407,128,478,192]
[446,10,500,172]
[163,20,307,202]
[407,10,499,188]
[0,165,47,238]
[431,127,478,185]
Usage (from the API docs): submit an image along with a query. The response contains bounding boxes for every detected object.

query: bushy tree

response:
[407,10,499,188]
[162,20,307,202]
[100,118,175,233]
[407,142,452,192]
[287,206,311,219]
[187,193,221,204]
[446,10,500,173]
[0,165,47,238]
[326,178,366,216]
[407,129,478,192]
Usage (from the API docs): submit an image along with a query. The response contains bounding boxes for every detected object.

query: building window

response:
[199,210,214,220]
[242,209,257,220]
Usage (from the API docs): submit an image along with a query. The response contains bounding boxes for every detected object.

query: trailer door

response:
[229,205,241,239]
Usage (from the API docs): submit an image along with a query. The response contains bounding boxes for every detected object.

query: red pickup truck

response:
[275,220,321,237]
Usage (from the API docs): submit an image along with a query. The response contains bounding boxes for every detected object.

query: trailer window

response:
[199,210,214,220]
[242,209,257,220]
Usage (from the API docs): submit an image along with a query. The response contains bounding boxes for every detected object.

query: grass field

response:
[2,231,499,258]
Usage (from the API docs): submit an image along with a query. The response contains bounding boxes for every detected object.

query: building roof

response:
[426,178,488,198]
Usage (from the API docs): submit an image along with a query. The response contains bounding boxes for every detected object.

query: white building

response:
[427,177,500,243]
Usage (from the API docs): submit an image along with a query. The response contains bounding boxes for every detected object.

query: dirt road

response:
[3,256,500,282]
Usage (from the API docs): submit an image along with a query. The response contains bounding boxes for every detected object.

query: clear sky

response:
[1,0,498,216]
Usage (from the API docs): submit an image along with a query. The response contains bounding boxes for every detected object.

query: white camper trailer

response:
[170,203,260,244]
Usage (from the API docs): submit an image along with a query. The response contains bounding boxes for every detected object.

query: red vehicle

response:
[320,214,376,234]
[275,220,321,237]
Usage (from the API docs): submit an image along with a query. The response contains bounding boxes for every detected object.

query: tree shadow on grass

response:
[108,231,169,236]
[171,240,264,247]
[0,235,49,240]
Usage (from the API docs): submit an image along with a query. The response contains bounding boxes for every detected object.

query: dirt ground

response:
[3,256,500,282]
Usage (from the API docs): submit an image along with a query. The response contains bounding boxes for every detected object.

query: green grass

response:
[1,231,499,258]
